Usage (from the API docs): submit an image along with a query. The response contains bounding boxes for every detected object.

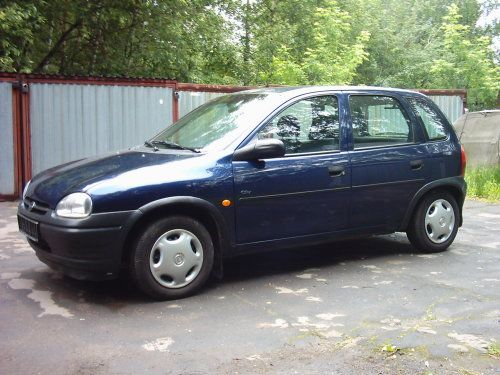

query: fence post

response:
[12,74,32,194]
[173,81,180,122]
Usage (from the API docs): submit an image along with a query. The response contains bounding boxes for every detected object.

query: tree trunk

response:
[35,19,83,73]
[242,0,251,85]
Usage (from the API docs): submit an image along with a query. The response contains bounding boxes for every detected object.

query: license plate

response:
[18,215,39,242]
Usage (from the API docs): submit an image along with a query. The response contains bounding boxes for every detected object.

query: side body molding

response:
[398,176,467,231]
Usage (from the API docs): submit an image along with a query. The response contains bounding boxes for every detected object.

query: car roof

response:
[238,85,425,99]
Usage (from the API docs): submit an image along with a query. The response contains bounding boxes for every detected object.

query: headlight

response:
[22,180,31,200]
[55,193,92,218]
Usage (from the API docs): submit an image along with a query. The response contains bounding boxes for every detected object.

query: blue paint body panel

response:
[18,86,466,280]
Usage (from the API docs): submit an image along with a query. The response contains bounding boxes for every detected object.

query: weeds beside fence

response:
[465,166,500,201]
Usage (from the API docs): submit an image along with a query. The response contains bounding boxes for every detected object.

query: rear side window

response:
[349,95,413,149]
[407,97,448,141]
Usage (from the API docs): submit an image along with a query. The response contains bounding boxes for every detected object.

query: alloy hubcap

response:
[424,199,455,244]
[149,229,203,288]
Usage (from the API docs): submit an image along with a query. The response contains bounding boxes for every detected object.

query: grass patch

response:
[487,342,500,357]
[380,343,399,354]
[464,166,500,201]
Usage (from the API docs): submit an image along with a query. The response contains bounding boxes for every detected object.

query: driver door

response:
[232,95,351,244]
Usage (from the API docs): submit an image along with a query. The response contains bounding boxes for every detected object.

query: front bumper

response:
[18,201,141,280]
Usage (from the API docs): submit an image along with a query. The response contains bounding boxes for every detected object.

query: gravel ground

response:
[0,199,499,375]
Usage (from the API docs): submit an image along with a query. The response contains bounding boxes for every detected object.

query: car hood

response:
[26,150,198,207]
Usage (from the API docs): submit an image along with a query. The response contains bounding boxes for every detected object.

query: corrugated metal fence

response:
[0,73,466,200]
[30,83,174,176]
[178,91,225,118]
[428,95,464,125]
[0,82,15,196]
[176,83,251,119]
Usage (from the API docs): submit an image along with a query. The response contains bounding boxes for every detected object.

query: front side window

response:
[256,96,339,154]
[407,97,448,141]
[349,95,413,149]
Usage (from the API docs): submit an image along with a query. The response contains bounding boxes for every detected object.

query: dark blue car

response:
[18,87,467,299]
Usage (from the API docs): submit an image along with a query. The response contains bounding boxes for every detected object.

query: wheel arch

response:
[122,196,230,278]
[399,177,467,232]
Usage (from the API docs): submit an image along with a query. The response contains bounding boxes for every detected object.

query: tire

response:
[406,190,460,253]
[130,216,214,300]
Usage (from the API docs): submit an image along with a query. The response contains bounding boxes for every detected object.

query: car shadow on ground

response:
[221,234,415,283]
[20,234,415,305]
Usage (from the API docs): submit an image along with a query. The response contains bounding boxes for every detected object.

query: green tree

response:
[348,0,488,87]
[252,0,369,85]
[0,0,242,82]
[0,0,498,110]
[430,4,499,109]
[249,0,300,84]
[0,2,44,71]
[300,1,370,84]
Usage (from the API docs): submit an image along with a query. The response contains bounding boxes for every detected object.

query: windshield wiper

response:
[144,140,159,151]
[151,140,200,153]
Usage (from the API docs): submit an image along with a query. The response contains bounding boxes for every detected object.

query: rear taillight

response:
[460,145,467,176]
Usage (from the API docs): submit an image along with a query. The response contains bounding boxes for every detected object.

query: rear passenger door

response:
[347,93,427,230]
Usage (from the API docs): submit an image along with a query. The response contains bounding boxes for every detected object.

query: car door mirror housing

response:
[233,139,286,161]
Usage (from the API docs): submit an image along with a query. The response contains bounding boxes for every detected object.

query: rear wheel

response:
[407,191,459,253]
[131,216,214,300]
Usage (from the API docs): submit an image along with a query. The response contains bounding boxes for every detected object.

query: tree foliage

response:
[430,4,499,109]
[0,2,44,71]
[0,0,498,109]
[264,1,370,85]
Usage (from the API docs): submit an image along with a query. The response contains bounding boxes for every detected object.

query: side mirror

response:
[233,139,285,161]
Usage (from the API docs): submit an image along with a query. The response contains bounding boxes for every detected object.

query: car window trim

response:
[350,141,423,152]
[281,149,342,157]
[346,93,418,150]
[352,141,415,151]
[405,96,451,143]
[252,148,346,162]
[265,94,341,155]
[425,135,451,145]
[239,92,343,155]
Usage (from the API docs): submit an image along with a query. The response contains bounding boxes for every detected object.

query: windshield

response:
[150,93,281,152]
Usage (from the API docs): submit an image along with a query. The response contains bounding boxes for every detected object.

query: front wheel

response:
[407,191,460,253]
[131,216,214,300]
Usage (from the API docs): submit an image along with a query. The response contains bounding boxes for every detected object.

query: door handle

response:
[410,160,424,170]
[328,165,346,177]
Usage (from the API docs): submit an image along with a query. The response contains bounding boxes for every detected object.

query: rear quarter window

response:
[407,97,448,141]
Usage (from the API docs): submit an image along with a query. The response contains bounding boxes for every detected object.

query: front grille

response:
[23,197,50,215]
[18,215,39,242]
